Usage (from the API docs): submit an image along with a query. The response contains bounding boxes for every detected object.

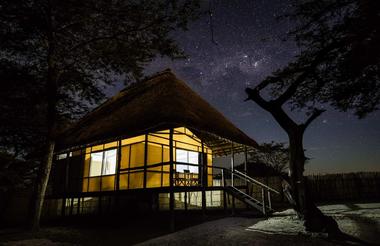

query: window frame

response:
[175,148,200,174]
[89,148,118,177]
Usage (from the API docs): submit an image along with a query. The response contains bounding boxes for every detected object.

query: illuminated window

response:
[176,149,199,173]
[89,149,117,177]
[56,153,67,160]
[89,152,102,176]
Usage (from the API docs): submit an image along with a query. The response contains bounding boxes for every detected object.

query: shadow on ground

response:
[0,211,230,246]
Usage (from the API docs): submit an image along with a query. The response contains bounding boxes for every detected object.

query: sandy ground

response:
[1,203,379,246]
[136,217,338,246]
[247,203,380,242]
[138,203,380,246]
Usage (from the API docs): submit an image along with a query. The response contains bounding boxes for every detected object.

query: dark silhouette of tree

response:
[245,0,380,233]
[240,142,289,176]
[0,59,48,159]
[0,0,200,231]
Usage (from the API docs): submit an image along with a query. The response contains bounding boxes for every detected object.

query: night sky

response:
[113,0,380,174]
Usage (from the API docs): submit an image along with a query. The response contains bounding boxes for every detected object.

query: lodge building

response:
[43,69,278,220]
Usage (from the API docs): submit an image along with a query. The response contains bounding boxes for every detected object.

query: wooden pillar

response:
[69,197,74,216]
[115,140,122,212]
[169,128,175,231]
[184,191,188,211]
[261,188,267,216]
[116,140,122,191]
[244,147,248,175]
[77,196,81,215]
[230,144,235,184]
[244,146,248,195]
[201,142,206,219]
[63,152,70,216]
[61,198,66,217]
[231,143,235,215]
[221,169,227,213]
[143,134,148,188]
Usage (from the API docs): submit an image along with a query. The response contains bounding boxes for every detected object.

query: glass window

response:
[103,149,117,175]
[176,164,188,173]
[90,152,103,177]
[89,149,117,177]
[176,149,188,163]
[188,151,198,164]
[175,149,199,173]
[56,153,67,160]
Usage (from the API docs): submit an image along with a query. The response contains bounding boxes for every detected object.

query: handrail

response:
[232,169,280,194]
[228,186,262,204]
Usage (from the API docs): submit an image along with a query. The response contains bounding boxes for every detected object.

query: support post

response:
[261,188,267,216]
[244,146,249,209]
[232,194,235,216]
[61,198,65,217]
[69,197,74,216]
[231,143,234,187]
[62,153,70,216]
[221,169,225,187]
[143,134,148,188]
[267,190,272,210]
[116,140,121,191]
[169,128,175,231]
[184,191,188,211]
[222,168,227,213]
[115,140,121,212]
[244,146,248,184]
[201,142,206,219]
[231,143,235,215]
[77,196,80,215]
[223,190,227,213]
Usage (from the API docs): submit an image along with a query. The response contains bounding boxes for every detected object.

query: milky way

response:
[113,0,380,174]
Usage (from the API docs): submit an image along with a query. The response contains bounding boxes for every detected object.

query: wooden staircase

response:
[223,169,280,216]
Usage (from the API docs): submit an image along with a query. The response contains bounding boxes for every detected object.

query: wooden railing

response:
[220,167,280,214]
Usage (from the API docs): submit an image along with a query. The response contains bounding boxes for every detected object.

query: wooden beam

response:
[143,134,148,188]
[244,146,248,184]
[115,140,122,211]
[231,143,235,216]
[169,128,175,232]
[116,140,121,191]
[201,141,206,219]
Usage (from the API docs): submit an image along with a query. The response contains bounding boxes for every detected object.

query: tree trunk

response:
[29,17,58,229]
[288,128,307,219]
[287,128,340,234]
[245,87,340,235]
[29,140,55,231]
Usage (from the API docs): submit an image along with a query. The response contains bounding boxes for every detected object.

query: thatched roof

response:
[57,69,258,155]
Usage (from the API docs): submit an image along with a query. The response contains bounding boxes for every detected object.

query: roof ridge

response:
[120,68,174,93]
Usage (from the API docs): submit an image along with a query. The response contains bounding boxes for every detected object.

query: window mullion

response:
[101,151,106,176]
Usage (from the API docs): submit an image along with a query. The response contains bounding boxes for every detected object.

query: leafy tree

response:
[0,61,46,158]
[245,142,289,176]
[0,0,200,231]
[245,0,380,233]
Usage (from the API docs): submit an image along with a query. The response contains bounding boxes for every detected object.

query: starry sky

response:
[116,0,380,174]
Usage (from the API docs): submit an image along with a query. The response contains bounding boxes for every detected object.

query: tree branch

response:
[272,41,343,106]
[67,17,167,53]
[244,87,273,110]
[273,68,312,106]
[245,87,299,133]
[301,108,326,130]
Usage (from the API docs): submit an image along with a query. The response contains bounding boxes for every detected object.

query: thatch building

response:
[44,69,278,222]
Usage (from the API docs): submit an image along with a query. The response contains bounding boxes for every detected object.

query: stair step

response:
[225,186,274,215]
